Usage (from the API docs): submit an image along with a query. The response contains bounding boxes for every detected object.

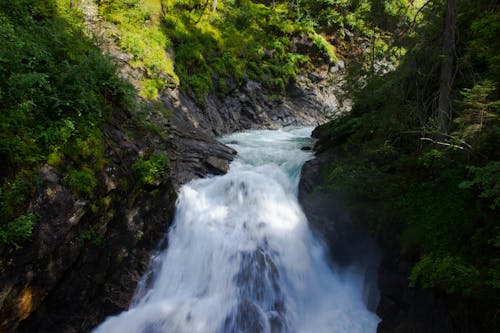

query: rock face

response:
[0,64,343,332]
[161,71,344,136]
[298,125,461,333]
[0,107,239,332]
[0,2,345,329]
[375,246,456,333]
[166,109,237,188]
[298,141,381,312]
[0,109,177,333]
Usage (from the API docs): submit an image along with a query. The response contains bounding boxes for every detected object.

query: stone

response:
[343,28,354,42]
[205,156,230,174]
[336,59,345,71]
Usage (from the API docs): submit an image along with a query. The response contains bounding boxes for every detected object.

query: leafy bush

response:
[0,0,136,251]
[310,32,338,63]
[132,154,169,186]
[460,161,500,209]
[315,2,499,325]
[65,168,98,199]
[409,255,480,295]
[0,213,36,248]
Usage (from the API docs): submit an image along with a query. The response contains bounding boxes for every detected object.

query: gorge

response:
[1,1,498,332]
[93,127,380,333]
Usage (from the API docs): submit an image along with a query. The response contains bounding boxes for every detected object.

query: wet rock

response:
[299,126,476,333]
[376,251,455,333]
[205,156,230,174]
[165,109,237,188]
[298,150,381,312]
[160,71,342,136]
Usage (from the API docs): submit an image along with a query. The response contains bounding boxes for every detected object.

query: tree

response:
[438,0,457,133]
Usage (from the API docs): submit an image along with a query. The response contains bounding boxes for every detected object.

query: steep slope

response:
[0,1,344,332]
[299,0,499,331]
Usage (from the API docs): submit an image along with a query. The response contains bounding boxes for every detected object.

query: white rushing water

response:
[94,127,380,333]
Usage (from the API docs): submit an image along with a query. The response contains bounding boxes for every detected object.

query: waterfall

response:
[94,127,380,333]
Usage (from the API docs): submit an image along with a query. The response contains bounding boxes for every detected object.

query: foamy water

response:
[93,127,380,333]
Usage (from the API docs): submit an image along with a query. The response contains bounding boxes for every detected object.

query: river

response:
[93,127,379,333]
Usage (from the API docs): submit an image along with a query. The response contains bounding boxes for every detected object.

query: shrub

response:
[460,161,500,209]
[132,154,169,186]
[409,255,480,295]
[65,168,97,199]
[0,213,36,248]
[310,32,338,63]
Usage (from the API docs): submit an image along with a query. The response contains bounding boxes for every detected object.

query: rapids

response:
[93,127,379,333]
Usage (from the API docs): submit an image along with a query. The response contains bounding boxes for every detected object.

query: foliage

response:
[309,32,338,63]
[0,171,38,248]
[0,0,134,248]
[409,255,480,295]
[0,213,37,248]
[318,0,499,329]
[98,0,178,99]
[454,80,499,148]
[81,227,104,245]
[65,168,98,199]
[96,0,340,105]
[459,162,500,209]
[163,0,314,104]
[132,154,169,186]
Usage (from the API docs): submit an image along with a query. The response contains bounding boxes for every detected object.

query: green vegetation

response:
[132,154,169,186]
[318,0,499,329]
[162,0,312,103]
[309,32,338,63]
[1,0,497,327]
[96,0,342,105]
[81,227,104,245]
[98,0,178,98]
[65,168,98,199]
[0,213,37,248]
[0,0,134,248]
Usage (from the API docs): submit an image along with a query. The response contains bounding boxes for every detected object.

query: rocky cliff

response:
[0,2,347,330]
[0,55,341,333]
[298,124,466,333]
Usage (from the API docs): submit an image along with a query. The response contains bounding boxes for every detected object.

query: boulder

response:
[205,156,230,174]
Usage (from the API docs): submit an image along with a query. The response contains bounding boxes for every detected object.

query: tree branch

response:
[420,137,465,150]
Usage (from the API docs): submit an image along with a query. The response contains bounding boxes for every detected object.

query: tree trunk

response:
[438,0,457,133]
[211,0,218,12]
